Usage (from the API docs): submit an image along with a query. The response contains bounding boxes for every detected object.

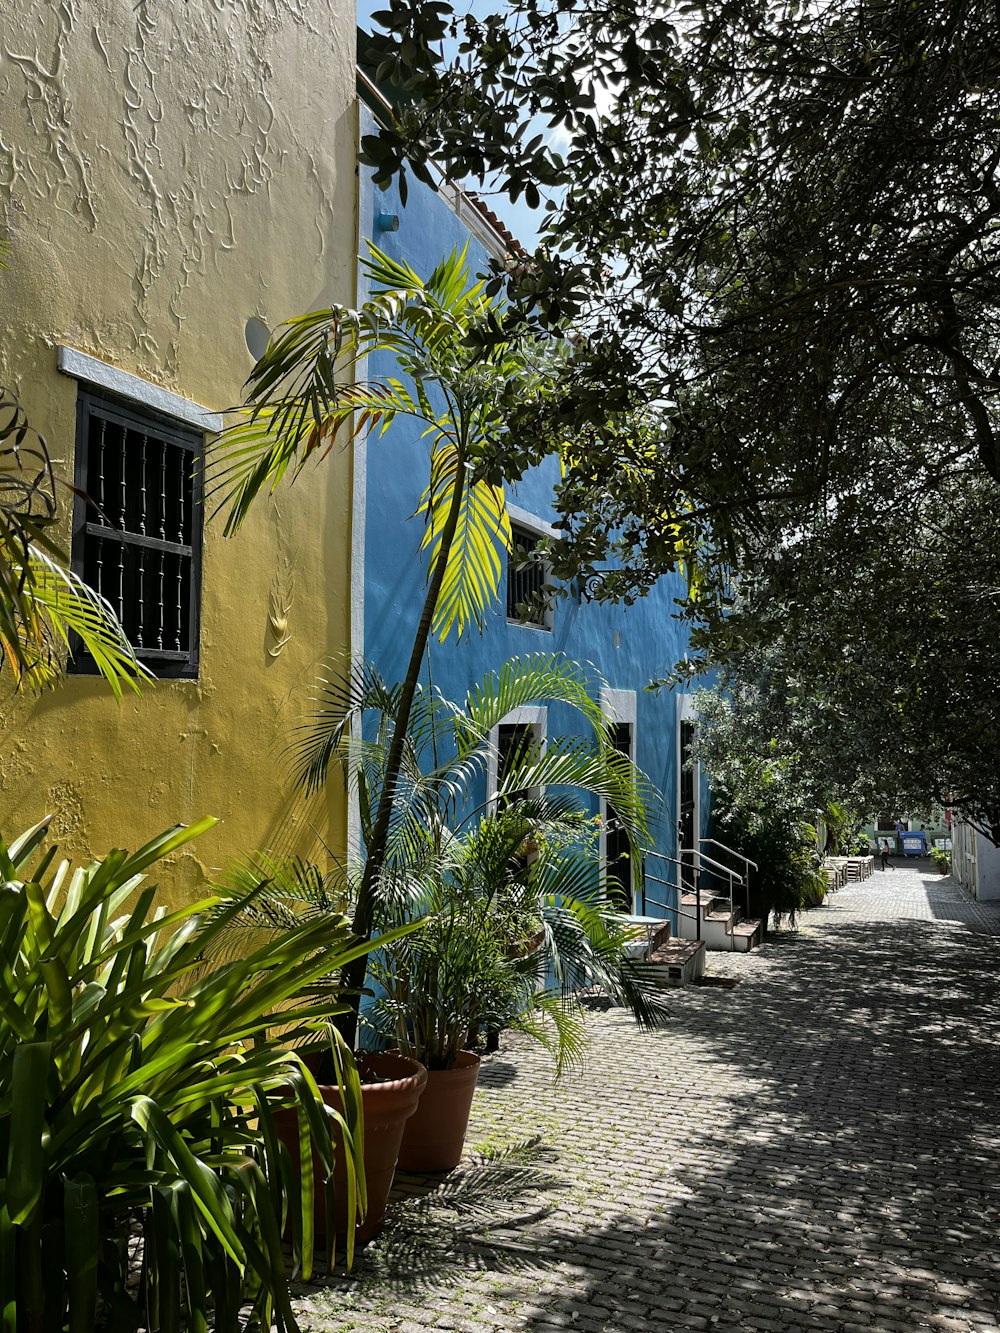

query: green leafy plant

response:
[929,845,951,875]
[211,246,579,1045]
[0,815,395,1332]
[369,801,659,1075]
[271,651,668,1067]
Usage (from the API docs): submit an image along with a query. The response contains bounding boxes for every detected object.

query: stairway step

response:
[731,918,763,951]
[649,937,707,986]
[680,892,730,913]
[650,938,704,965]
[731,918,761,937]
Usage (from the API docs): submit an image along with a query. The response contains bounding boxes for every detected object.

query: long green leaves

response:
[211,243,567,642]
[285,651,666,1072]
[0,380,145,696]
[0,817,380,1331]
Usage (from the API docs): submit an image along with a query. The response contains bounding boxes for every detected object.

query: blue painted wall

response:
[358,110,706,927]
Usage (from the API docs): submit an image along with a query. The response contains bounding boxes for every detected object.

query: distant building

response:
[354,81,713,931]
[951,823,1000,901]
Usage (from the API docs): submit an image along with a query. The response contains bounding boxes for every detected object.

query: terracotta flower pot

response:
[277,1050,427,1245]
[396,1049,481,1173]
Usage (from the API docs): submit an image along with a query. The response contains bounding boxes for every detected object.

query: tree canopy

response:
[363,0,1000,589]
[687,477,1000,842]
[362,0,1000,830]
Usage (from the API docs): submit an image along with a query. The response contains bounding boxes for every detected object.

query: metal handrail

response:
[701,838,759,875]
[681,846,745,944]
[643,850,685,871]
[681,847,745,887]
[699,838,754,919]
[638,851,686,935]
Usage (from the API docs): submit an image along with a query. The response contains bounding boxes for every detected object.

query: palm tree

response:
[221,652,669,1056]
[297,651,667,1045]
[210,245,573,1042]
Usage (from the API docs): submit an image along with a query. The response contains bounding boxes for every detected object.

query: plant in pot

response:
[370,802,635,1172]
[214,855,428,1245]
[278,652,671,1173]
[929,844,951,875]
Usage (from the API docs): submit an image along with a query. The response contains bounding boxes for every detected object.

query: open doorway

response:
[679,720,697,890]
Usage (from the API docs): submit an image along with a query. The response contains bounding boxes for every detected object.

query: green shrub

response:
[0,816,379,1332]
[929,845,951,874]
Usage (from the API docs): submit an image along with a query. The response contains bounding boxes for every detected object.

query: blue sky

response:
[358,0,553,251]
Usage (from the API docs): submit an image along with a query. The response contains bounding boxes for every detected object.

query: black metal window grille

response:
[506,523,551,628]
[70,387,203,678]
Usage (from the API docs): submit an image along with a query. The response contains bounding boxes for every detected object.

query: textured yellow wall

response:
[0,0,358,897]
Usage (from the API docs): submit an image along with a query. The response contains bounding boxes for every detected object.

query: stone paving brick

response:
[295,865,1000,1332]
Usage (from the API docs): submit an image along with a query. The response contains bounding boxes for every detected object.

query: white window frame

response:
[57,346,223,433]
[599,688,638,906]
[676,693,701,869]
[488,705,547,811]
[505,503,558,632]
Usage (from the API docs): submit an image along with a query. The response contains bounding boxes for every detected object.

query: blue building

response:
[351,88,725,944]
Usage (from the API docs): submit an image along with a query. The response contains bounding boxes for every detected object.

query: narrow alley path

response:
[297,863,1000,1332]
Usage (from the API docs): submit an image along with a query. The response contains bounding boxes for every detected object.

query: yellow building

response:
[0,1,360,896]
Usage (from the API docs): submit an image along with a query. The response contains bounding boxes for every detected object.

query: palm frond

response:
[419,438,511,641]
[457,655,606,752]
[0,381,144,696]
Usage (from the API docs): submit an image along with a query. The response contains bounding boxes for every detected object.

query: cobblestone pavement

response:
[296,863,1000,1332]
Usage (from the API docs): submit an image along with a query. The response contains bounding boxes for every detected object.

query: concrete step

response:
[731,918,763,952]
[648,937,707,986]
[680,892,731,918]
[678,901,763,952]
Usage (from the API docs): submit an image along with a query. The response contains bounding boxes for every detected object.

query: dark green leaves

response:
[0,817,376,1331]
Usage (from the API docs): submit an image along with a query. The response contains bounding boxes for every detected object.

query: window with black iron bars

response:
[70,387,203,678]
[506,523,551,628]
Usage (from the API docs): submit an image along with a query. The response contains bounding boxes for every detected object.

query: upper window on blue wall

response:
[507,521,553,630]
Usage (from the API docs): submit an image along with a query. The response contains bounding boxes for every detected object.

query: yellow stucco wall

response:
[0,1,359,898]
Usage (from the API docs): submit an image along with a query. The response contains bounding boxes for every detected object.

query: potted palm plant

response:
[373,806,608,1171]
[283,652,670,1173]
[214,854,428,1244]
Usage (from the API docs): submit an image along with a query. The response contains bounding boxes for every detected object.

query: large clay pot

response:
[278,1050,427,1245]
[396,1050,481,1172]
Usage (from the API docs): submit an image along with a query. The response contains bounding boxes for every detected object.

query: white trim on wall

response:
[487,705,547,809]
[506,504,558,633]
[349,105,375,864]
[599,688,637,908]
[505,503,559,540]
[675,693,701,867]
[57,346,223,434]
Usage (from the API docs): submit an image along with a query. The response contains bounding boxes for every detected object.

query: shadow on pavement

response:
[295,895,1000,1331]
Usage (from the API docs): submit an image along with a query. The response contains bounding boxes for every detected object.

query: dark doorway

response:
[497,722,535,811]
[679,720,697,890]
[605,720,634,911]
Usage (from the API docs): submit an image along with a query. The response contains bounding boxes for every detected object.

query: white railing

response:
[698,839,754,920]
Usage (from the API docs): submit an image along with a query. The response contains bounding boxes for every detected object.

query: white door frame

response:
[676,693,701,875]
[599,688,637,909]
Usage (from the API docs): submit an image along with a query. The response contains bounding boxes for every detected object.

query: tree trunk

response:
[337,459,470,1049]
